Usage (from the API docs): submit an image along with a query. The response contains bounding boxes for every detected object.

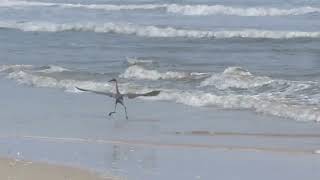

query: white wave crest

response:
[126,57,154,66]
[0,64,33,73]
[120,65,209,80]
[1,21,320,39]
[60,3,164,11]
[36,65,70,73]
[0,0,165,10]
[0,64,153,94]
[0,0,55,7]
[0,64,69,74]
[6,66,320,121]
[1,64,320,122]
[167,4,320,16]
[9,70,114,93]
[2,1,320,17]
[201,67,273,89]
[149,90,320,122]
[120,65,189,80]
[2,65,111,92]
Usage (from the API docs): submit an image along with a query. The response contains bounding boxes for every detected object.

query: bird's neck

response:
[115,81,120,94]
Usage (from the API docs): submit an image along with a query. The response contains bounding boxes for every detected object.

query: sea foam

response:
[0,0,56,7]
[0,0,164,10]
[36,65,70,73]
[120,65,208,80]
[125,57,155,66]
[200,67,273,89]
[166,4,320,16]
[150,90,320,122]
[0,64,112,92]
[1,64,320,122]
[1,21,319,39]
[1,1,320,16]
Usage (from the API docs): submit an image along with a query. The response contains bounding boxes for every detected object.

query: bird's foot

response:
[108,112,115,116]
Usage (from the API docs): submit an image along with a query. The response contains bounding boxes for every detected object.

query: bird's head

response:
[108,78,117,83]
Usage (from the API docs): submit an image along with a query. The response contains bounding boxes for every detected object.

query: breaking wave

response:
[150,91,320,122]
[120,65,209,80]
[200,67,273,89]
[0,64,69,73]
[0,64,156,94]
[0,0,56,7]
[166,4,320,16]
[1,64,320,122]
[36,65,70,73]
[1,1,320,16]
[1,21,320,39]
[0,64,33,72]
[125,57,155,66]
[58,3,164,11]
[0,0,165,10]
[0,64,114,92]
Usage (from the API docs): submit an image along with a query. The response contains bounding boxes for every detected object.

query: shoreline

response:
[0,135,318,155]
[0,157,116,180]
[1,78,320,179]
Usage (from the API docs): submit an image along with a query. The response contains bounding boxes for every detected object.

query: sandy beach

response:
[0,78,320,179]
[0,157,113,180]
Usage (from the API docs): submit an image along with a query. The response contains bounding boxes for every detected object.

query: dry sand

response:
[0,157,115,180]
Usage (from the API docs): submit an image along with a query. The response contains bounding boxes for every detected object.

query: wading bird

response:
[76,78,160,119]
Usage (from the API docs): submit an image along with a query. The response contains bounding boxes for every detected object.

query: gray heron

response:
[76,78,160,119]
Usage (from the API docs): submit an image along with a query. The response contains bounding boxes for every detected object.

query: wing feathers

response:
[76,87,115,97]
[76,87,160,99]
[126,90,160,99]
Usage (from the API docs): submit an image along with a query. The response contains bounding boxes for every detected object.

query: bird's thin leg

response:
[119,101,128,119]
[108,101,118,116]
[124,105,128,120]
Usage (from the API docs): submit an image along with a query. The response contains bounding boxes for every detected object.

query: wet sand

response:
[0,135,318,155]
[1,79,320,180]
[0,157,114,180]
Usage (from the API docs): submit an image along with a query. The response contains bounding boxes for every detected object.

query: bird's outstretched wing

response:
[76,87,115,98]
[125,90,160,99]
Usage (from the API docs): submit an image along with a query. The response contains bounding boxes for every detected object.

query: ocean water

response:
[1,1,320,179]
[0,0,319,122]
